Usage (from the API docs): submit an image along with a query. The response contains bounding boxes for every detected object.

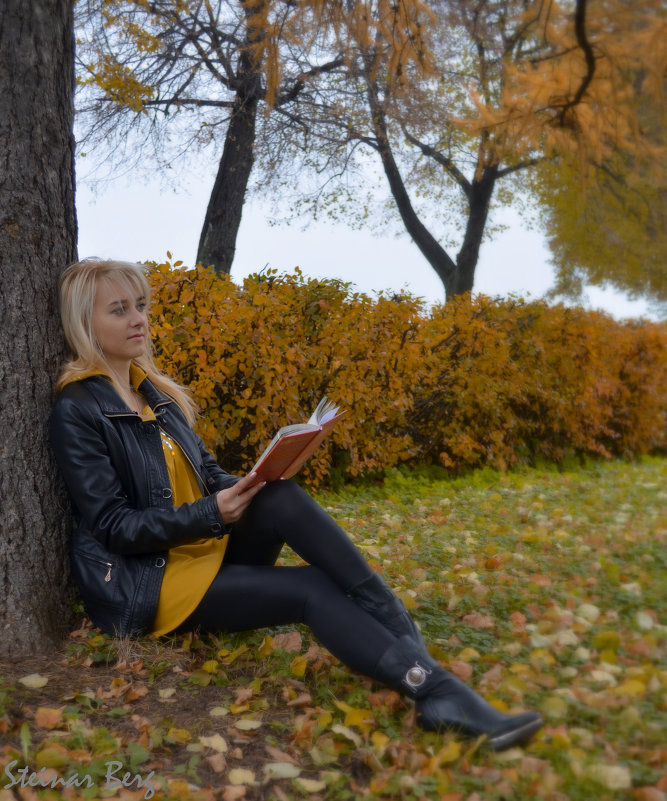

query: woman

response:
[50,258,543,751]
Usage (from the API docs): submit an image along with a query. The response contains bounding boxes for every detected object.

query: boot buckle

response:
[404,662,431,689]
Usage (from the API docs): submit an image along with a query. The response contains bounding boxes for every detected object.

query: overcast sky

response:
[76,167,655,321]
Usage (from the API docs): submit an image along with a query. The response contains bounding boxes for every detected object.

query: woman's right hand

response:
[216,473,266,524]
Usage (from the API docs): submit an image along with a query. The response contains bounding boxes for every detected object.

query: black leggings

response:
[179,481,395,676]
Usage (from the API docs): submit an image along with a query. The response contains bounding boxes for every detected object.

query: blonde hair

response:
[56,258,197,424]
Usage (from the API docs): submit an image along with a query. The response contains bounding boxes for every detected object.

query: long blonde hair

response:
[56,258,197,425]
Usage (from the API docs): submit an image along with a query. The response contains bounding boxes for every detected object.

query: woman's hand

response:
[216,473,266,524]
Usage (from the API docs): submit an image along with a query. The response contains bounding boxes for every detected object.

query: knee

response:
[252,479,309,518]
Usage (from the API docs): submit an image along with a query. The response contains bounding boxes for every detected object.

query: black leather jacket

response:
[49,373,239,637]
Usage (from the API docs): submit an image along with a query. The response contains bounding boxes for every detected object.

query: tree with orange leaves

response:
[75,0,433,276]
[267,0,664,301]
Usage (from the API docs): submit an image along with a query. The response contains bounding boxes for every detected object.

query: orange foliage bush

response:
[148,261,666,486]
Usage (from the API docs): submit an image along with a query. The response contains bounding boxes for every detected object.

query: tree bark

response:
[196,1,264,276]
[0,0,77,654]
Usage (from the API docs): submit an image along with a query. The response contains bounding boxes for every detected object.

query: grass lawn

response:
[1,458,665,800]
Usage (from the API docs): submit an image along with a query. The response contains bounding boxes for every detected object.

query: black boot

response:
[348,573,423,642]
[373,636,543,751]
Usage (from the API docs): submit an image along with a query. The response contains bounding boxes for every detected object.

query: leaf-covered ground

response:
[1,459,665,801]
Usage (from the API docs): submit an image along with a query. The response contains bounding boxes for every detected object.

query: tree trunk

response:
[366,81,497,303]
[196,0,265,277]
[196,88,259,276]
[0,0,77,655]
[449,168,498,298]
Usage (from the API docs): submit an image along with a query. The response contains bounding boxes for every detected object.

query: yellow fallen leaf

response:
[166,727,192,744]
[19,673,48,689]
[209,705,229,717]
[317,710,333,727]
[613,679,647,697]
[433,739,461,765]
[593,631,620,651]
[371,731,390,753]
[201,660,219,674]
[199,734,228,752]
[458,647,481,662]
[228,768,256,785]
[334,699,373,730]
[396,591,417,610]
[257,635,274,659]
[541,696,569,720]
[34,744,69,771]
[290,655,308,677]
[158,688,176,699]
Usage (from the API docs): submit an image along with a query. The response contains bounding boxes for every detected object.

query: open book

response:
[251,397,346,482]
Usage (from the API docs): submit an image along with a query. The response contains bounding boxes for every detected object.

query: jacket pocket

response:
[78,552,113,582]
[72,548,119,605]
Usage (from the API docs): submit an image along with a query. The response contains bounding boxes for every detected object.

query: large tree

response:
[265,0,664,301]
[0,0,77,654]
[75,0,428,275]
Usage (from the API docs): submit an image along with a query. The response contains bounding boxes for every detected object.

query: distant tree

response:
[264,0,665,301]
[0,0,77,655]
[75,0,430,276]
[530,68,666,313]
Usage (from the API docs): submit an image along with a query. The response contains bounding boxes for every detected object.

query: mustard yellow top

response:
[62,365,228,637]
[131,399,227,636]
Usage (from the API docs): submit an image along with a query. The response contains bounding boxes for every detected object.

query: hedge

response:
[148,261,666,487]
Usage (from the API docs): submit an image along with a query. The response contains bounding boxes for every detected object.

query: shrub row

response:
[148,261,666,486]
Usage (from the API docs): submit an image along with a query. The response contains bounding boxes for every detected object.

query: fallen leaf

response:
[290,655,308,677]
[34,707,64,730]
[166,727,192,744]
[286,692,312,707]
[448,660,474,682]
[433,739,461,765]
[331,723,362,747]
[222,786,247,800]
[228,768,256,785]
[273,631,302,652]
[199,734,228,752]
[462,612,495,629]
[235,719,263,731]
[206,753,227,773]
[295,778,327,793]
[585,764,632,790]
[19,673,48,689]
[262,762,301,780]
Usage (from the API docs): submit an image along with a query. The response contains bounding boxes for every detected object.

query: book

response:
[250,397,346,482]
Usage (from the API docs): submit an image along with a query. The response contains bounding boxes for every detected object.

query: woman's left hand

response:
[216,473,266,524]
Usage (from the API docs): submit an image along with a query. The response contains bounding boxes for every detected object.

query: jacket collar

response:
[81,372,173,417]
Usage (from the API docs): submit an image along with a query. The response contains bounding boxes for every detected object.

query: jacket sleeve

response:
[50,394,229,556]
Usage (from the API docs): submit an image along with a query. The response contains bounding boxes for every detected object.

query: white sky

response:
[76,168,655,321]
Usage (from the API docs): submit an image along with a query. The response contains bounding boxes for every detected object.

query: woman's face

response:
[92,279,148,368]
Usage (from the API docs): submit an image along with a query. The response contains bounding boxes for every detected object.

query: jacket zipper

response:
[105,401,211,496]
[155,402,211,497]
[78,552,113,582]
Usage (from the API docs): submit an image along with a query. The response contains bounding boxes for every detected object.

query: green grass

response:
[0,458,665,800]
